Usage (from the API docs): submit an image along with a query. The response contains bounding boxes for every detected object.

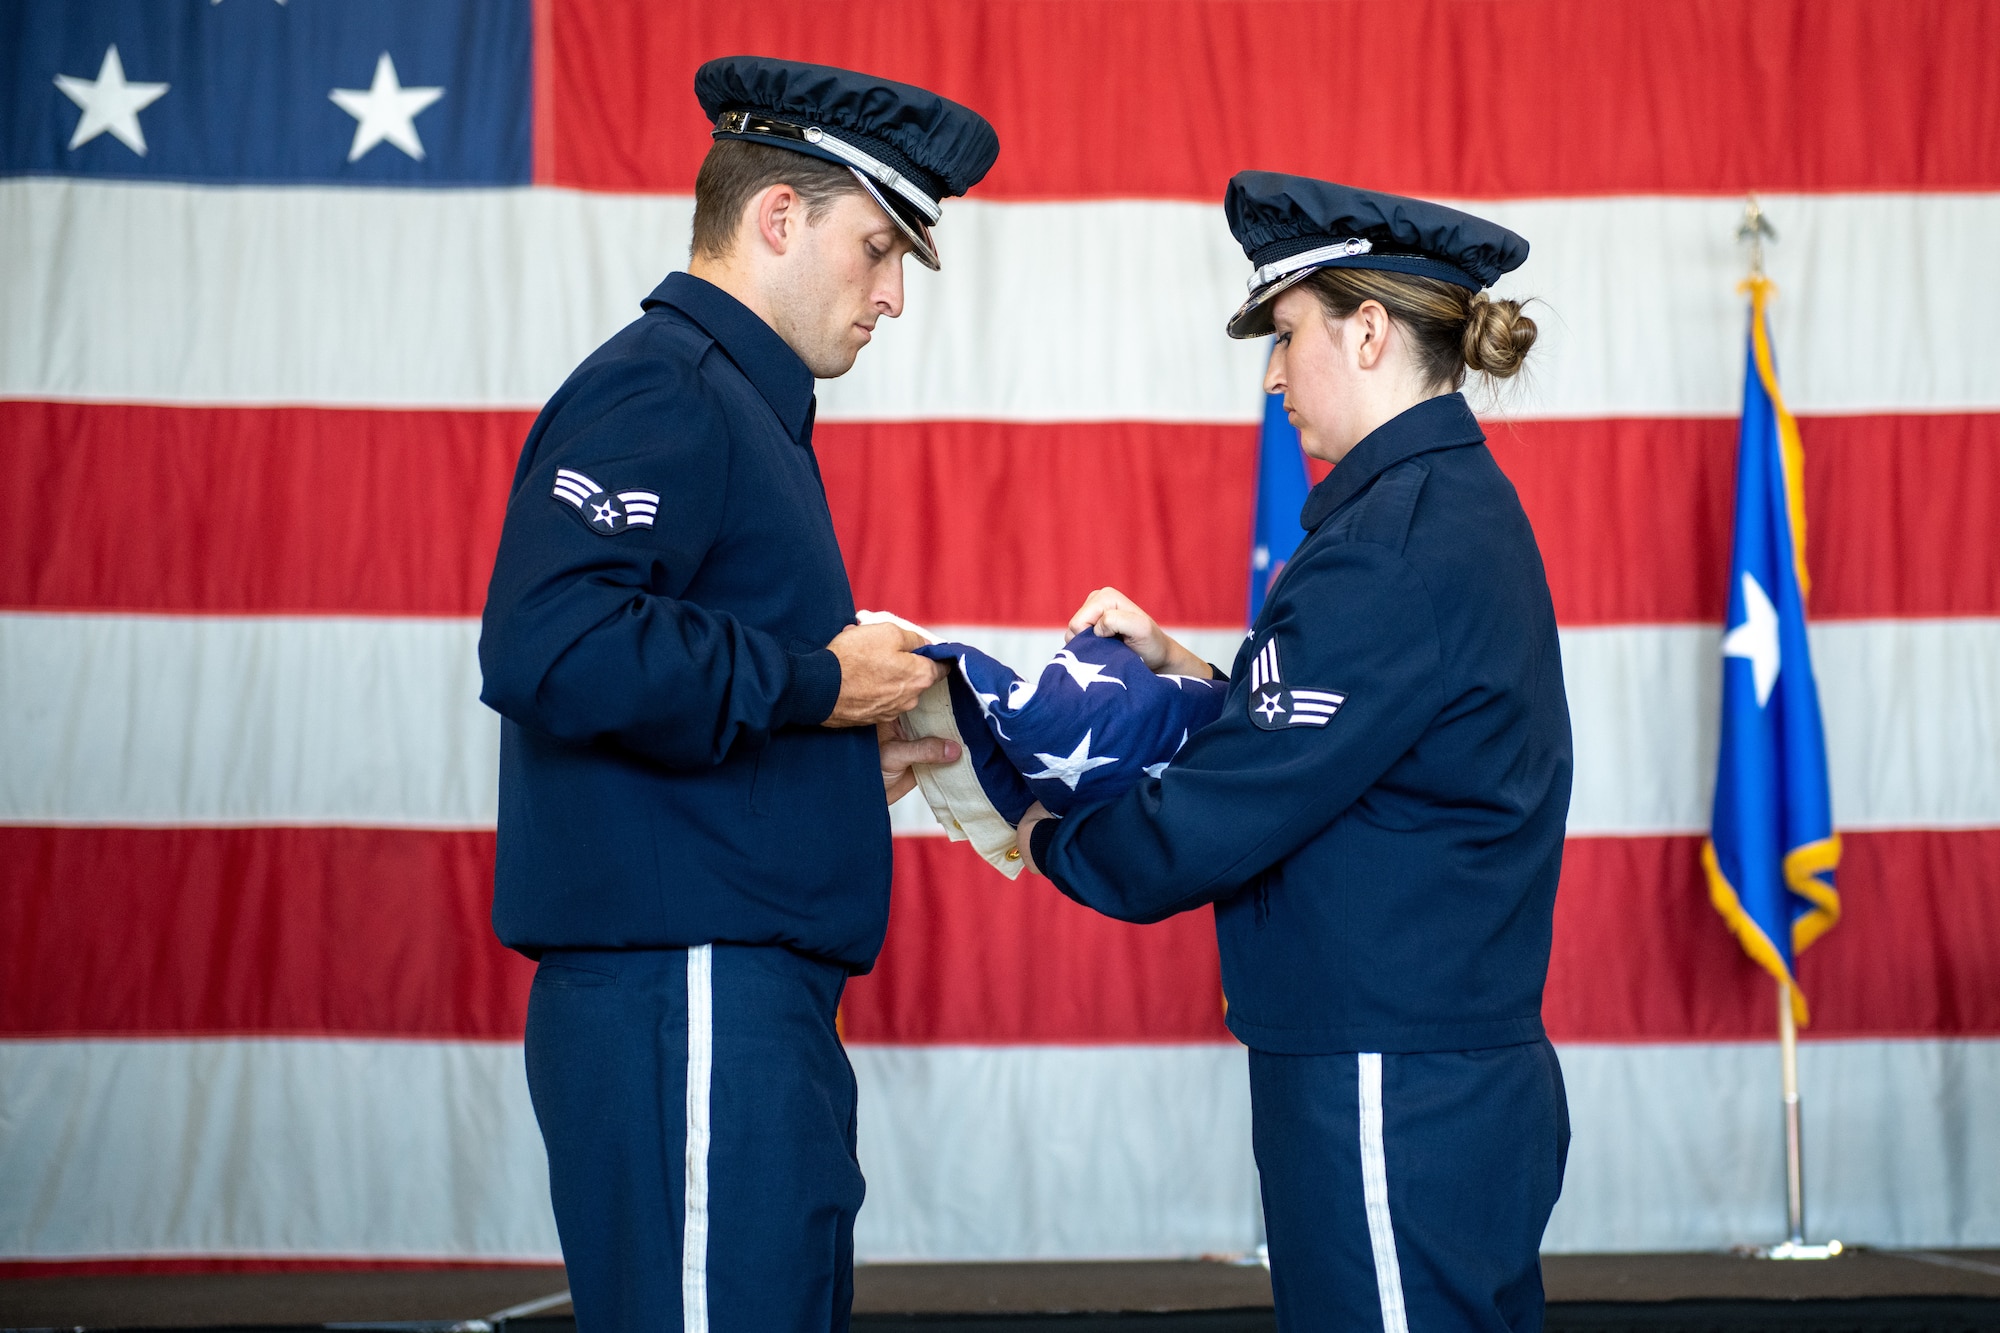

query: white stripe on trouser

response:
[1358,1053,1410,1333]
[682,945,714,1333]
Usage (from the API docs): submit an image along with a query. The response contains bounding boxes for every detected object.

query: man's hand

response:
[822,622,944,727]
[1068,587,1212,679]
[878,722,960,804]
[1015,800,1055,874]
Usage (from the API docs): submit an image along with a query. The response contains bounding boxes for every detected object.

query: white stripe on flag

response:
[5,180,1998,418]
[4,1038,1998,1261]
[5,615,1997,834]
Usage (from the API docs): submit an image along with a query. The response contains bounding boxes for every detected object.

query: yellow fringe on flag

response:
[1703,839,1812,1026]
[1741,275,1812,601]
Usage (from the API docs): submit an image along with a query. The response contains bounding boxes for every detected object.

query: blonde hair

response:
[1303,268,1536,390]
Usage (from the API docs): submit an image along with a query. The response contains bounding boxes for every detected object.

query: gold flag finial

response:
[1738,194,1778,278]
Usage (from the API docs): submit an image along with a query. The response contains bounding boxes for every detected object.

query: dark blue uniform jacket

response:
[480,273,890,971]
[1035,393,1573,1054]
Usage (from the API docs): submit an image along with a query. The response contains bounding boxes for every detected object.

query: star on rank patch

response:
[551,468,659,534]
[1243,637,1346,731]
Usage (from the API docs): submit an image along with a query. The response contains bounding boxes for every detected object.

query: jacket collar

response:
[1298,391,1485,532]
[643,272,816,444]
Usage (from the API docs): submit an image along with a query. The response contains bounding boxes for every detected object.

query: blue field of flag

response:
[2,0,530,185]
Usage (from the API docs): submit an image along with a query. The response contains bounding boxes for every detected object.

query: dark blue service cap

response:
[696,56,1000,271]
[1223,172,1529,337]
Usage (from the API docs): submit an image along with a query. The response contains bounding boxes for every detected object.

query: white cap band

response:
[1248,237,1373,292]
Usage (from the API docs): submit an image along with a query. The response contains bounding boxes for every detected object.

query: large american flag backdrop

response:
[3,0,1997,1268]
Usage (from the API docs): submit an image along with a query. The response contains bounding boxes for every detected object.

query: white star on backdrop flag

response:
[54,45,169,156]
[330,53,444,163]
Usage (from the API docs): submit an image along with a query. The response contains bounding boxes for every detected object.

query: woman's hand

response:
[1015,801,1054,874]
[1068,587,1213,679]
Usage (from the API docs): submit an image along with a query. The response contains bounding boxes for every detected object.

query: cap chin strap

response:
[1247,237,1371,292]
[713,111,941,225]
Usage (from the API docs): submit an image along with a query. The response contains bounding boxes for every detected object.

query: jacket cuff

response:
[779,647,843,727]
[1029,815,1063,878]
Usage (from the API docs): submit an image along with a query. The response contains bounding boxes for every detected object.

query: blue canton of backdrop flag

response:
[3,1,530,185]
[1704,276,1841,1025]
[1248,367,1311,624]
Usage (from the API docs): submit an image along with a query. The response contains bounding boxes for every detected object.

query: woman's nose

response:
[1263,350,1286,396]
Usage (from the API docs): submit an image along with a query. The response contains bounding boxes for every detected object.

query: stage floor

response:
[4,1251,2000,1329]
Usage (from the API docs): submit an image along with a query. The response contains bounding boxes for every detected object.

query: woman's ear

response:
[1352,299,1392,371]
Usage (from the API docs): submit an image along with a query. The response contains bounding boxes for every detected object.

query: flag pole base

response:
[1753,1238,1845,1261]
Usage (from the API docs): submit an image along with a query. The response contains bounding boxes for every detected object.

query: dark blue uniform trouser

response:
[1250,1041,1570,1333]
[524,944,863,1333]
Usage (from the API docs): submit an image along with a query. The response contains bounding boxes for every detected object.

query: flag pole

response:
[1779,978,1805,1246]
[1736,195,1841,1263]
[1760,977,1839,1259]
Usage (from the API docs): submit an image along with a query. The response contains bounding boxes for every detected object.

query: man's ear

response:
[751,183,801,257]
[1353,299,1392,370]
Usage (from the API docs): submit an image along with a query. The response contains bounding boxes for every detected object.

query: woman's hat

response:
[696,56,1000,271]
[1223,172,1529,337]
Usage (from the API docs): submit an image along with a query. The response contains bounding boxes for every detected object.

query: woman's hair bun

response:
[1461,293,1537,380]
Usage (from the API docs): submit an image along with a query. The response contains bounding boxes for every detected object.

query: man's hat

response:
[696,56,1000,271]
[1223,171,1530,337]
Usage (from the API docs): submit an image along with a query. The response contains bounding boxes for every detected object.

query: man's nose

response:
[876,259,906,319]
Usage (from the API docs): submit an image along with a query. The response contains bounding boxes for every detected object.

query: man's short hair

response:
[689,139,866,261]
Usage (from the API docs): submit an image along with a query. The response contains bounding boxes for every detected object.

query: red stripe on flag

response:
[541,0,2000,199]
[1547,831,2000,1042]
[0,827,528,1041]
[840,837,1232,1044]
[1496,413,2000,625]
[821,421,1255,630]
[0,402,529,618]
[9,403,1996,625]
[7,826,1994,1042]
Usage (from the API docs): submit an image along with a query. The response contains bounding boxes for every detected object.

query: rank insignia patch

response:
[551,468,659,534]
[1244,637,1346,731]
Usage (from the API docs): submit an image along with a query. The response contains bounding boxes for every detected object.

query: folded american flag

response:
[862,613,1228,877]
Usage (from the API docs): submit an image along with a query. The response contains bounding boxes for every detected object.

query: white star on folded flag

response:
[1023,730,1121,790]
[54,46,169,156]
[1049,649,1129,693]
[330,53,444,162]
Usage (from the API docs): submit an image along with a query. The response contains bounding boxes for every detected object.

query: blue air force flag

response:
[1704,277,1841,1024]
[862,613,1228,877]
[1249,375,1312,624]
